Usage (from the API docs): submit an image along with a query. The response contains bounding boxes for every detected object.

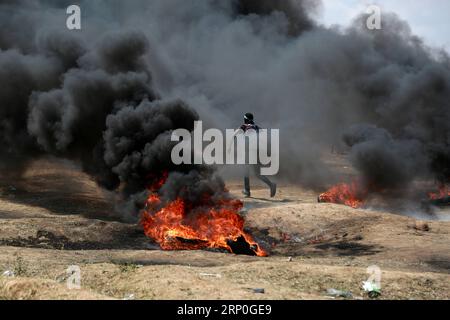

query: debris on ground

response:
[326,288,353,298]
[248,288,265,294]
[2,270,15,277]
[199,273,222,278]
[291,236,303,243]
[362,281,381,298]
[123,293,135,300]
[55,273,67,283]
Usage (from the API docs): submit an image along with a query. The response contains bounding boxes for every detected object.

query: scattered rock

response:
[413,221,430,232]
[353,235,364,241]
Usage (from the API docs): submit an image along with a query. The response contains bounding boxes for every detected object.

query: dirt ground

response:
[0,157,449,300]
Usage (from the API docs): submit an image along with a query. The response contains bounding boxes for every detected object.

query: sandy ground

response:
[0,157,449,300]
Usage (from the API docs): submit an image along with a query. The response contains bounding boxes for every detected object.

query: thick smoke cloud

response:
[343,124,428,190]
[338,14,450,189]
[0,0,449,217]
[233,0,318,35]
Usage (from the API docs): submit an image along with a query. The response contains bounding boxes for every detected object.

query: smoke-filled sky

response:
[0,0,449,218]
[320,0,450,50]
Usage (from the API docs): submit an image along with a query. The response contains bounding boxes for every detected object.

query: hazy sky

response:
[319,0,450,51]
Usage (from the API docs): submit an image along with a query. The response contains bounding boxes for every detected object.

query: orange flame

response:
[318,181,368,208]
[140,174,267,256]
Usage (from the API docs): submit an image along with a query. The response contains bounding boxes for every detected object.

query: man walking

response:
[229,113,277,198]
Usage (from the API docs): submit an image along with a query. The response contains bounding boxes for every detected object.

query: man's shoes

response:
[270,183,277,198]
[242,190,251,198]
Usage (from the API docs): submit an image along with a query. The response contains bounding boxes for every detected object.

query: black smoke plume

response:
[0,0,449,217]
[233,0,318,35]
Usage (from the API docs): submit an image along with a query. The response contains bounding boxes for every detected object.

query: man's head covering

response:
[244,113,254,123]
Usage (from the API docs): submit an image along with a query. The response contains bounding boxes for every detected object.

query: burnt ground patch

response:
[0,229,151,251]
[109,258,223,268]
[314,241,382,256]
[258,239,382,258]
[244,215,378,257]
[0,185,118,221]
[425,258,450,273]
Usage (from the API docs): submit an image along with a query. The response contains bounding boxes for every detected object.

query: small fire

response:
[318,181,368,209]
[140,173,267,256]
[428,184,450,200]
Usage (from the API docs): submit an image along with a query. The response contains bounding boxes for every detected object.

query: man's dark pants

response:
[244,165,274,194]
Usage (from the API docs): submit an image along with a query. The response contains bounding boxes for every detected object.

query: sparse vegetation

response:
[116,262,140,274]
[12,255,28,277]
